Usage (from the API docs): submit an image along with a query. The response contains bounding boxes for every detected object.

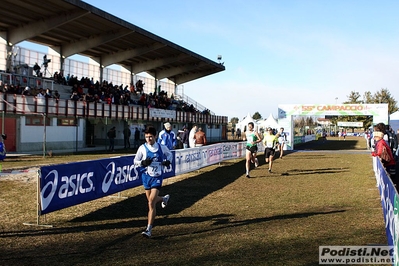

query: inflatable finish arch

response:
[277,103,389,150]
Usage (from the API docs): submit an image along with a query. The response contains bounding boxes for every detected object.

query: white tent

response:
[258,113,280,131]
[389,111,399,131]
[236,113,259,132]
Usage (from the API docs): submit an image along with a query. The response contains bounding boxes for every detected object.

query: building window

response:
[25,116,51,126]
[57,118,77,126]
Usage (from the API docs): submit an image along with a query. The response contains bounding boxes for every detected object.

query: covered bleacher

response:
[0,0,224,90]
[0,0,228,153]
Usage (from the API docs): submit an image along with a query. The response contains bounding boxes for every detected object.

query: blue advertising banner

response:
[40,154,175,215]
[39,143,247,215]
[394,194,399,266]
[374,157,396,248]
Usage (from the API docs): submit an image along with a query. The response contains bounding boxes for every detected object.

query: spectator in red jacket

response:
[372,131,396,180]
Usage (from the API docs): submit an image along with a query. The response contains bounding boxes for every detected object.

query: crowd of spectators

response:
[64,75,212,115]
[0,80,61,100]
[0,71,212,115]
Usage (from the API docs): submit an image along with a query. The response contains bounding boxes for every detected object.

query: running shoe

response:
[161,194,170,208]
[141,229,151,238]
[255,158,259,167]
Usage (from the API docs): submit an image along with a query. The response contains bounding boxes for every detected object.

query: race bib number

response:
[246,134,254,144]
[147,162,162,177]
[266,142,273,148]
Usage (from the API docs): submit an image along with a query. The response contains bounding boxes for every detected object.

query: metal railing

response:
[0,71,214,114]
[0,92,227,125]
[0,72,54,91]
[174,93,214,115]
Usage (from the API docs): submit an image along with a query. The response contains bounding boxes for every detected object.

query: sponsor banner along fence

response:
[174,142,246,175]
[39,142,247,215]
[373,157,399,265]
[39,155,175,215]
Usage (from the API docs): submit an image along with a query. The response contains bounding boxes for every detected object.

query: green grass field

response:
[0,136,389,265]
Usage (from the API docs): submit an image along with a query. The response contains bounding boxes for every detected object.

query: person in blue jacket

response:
[157,122,177,150]
[0,134,7,161]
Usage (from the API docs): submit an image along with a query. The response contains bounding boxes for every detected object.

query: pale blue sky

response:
[22,1,399,120]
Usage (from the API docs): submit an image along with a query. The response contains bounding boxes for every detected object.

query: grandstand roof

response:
[0,0,225,85]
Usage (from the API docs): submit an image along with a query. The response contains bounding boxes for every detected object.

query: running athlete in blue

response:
[134,126,173,238]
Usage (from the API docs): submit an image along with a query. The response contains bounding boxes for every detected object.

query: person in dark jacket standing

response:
[134,127,141,149]
[180,126,189,149]
[107,126,116,152]
[123,125,131,149]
